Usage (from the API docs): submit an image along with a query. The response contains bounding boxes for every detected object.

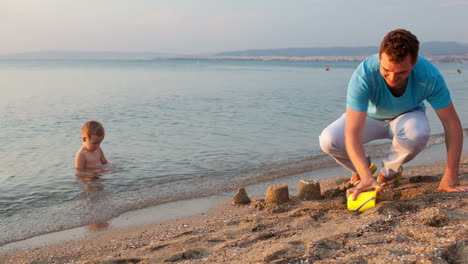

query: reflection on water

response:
[76,172,105,191]
[75,171,110,231]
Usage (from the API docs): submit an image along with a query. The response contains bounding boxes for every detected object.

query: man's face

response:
[379,52,415,89]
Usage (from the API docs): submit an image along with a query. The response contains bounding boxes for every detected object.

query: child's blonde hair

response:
[82,120,105,139]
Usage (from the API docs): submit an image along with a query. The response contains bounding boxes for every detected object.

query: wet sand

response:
[1,154,467,264]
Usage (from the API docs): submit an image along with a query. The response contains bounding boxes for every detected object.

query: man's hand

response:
[346,177,382,200]
[434,104,465,192]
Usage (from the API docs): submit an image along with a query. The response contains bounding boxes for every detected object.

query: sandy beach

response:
[1,154,467,264]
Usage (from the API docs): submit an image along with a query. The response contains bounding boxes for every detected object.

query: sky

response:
[2,0,468,55]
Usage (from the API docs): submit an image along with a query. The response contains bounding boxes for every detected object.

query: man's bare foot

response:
[376,171,402,188]
[349,163,377,186]
[350,173,360,185]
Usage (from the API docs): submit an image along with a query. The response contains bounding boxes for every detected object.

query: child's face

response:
[83,135,104,152]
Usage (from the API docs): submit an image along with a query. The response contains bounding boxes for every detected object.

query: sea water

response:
[0,59,467,246]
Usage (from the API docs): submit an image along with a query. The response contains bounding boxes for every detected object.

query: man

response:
[319,29,467,200]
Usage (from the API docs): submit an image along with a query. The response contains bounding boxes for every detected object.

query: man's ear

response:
[82,136,87,142]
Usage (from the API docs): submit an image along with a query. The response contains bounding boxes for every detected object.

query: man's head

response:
[379,29,419,64]
[82,120,105,151]
[379,29,419,89]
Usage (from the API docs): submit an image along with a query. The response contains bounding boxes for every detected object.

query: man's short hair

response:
[380,29,419,63]
[82,120,105,139]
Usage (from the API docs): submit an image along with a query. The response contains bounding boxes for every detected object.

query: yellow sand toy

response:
[347,188,380,212]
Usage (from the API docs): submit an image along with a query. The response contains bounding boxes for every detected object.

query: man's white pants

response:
[319,109,430,178]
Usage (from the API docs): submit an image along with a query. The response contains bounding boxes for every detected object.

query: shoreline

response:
[1,154,467,263]
[1,139,462,253]
[1,147,467,262]
[1,141,466,251]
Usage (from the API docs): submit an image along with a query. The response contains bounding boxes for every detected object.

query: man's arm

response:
[345,108,381,199]
[434,103,467,192]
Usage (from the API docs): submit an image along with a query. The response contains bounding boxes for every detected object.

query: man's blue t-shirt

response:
[346,54,451,120]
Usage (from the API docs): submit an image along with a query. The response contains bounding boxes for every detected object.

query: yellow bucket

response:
[347,189,379,212]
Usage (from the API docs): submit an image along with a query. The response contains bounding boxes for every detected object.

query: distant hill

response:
[2,42,468,60]
[0,51,181,60]
[215,41,468,57]
[420,41,468,55]
[215,46,377,57]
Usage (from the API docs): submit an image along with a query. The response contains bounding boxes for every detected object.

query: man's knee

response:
[319,128,343,155]
[396,126,430,151]
[410,128,430,150]
[319,134,332,154]
[395,112,431,151]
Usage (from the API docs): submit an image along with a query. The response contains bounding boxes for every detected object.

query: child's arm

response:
[99,148,109,165]
[75,151,87,171]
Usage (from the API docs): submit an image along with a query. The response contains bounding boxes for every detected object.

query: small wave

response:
[0,173,11,185]
[427,128,468,147]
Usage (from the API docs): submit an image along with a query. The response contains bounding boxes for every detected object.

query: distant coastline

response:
[161,55,369,62]
[160,54,468,63]
[2,55,467,63]
[1,41,468,63]
[424,54,468,63]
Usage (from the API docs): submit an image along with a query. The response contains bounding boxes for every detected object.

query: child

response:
[75,120,110,173]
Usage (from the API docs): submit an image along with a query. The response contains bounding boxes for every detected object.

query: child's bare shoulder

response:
[75,147,89,159]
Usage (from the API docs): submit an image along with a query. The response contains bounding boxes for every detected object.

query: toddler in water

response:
[75,120,110,173]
